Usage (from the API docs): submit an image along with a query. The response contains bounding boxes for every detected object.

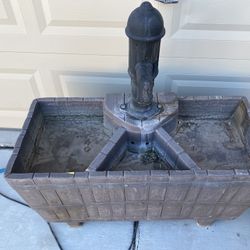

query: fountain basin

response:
[170,96,250,171]
[4,96,250,227]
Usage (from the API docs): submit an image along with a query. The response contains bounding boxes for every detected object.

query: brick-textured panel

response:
[33,173,62,206]
[124,171,149,201]
[178,97,241,119]
[162,203,182,218]
[147,202,162,219]
[66,207,88,221]
[112,204,125,219]
[108,172,125,202]
[36,208,58,221]
[75,172,95,204]
[126,202,147,219]
[6,169,250,223]
[50,173,83,206]
[89,172,111,218]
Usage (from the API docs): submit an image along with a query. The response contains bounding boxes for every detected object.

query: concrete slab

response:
[51,221,133,250]
[0,129,21,202]
[0,149,26,203]
[0,149,12,170]
[136,213,250,250]
[0,129,20,147]
[0,195,60,250]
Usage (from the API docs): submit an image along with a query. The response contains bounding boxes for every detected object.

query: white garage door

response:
[1,0,250,128]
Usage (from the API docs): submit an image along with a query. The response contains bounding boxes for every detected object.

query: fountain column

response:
[104,2,178,152]
[123,1,165,120]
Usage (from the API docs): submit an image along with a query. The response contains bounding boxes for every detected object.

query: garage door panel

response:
[0,110,27,128]
[34,0,141,27]
[170,0,250,40]
[0,1,250,128]
[0,70,43,110]
[53,71,130,97]
[0,0,25,34]
[169,75,250,98]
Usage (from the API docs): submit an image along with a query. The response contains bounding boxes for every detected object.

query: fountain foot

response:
[196,219,215,227]
[67,222,83,227]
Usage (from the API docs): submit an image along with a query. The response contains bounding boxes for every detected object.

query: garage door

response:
[1,0,250,128]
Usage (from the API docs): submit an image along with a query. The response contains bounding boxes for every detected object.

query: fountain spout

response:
[103,2,178,153]
[124,1,165,120]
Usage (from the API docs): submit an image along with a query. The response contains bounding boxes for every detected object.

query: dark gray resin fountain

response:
[5,2,250,227]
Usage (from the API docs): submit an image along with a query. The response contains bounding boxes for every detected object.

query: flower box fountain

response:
[5,2,250,227]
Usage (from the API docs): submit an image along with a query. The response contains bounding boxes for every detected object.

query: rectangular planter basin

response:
[5,96,250,227]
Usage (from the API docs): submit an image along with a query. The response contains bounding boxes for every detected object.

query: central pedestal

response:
[104,92,178,152]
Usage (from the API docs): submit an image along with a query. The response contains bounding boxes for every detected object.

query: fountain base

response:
[104,92,178,153]
[4,96,250,227]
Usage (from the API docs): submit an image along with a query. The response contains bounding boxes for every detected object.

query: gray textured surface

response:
[136,216,250,250]
[0,129,20,147]
[1,130,250,250]
[173,119,250,170]
[50,221,132,250]
[0,195,59,250]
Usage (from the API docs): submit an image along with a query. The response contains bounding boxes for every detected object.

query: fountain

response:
[5,2,250,227]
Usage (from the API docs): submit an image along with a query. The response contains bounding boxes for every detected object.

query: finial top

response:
[125,1,165,42]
